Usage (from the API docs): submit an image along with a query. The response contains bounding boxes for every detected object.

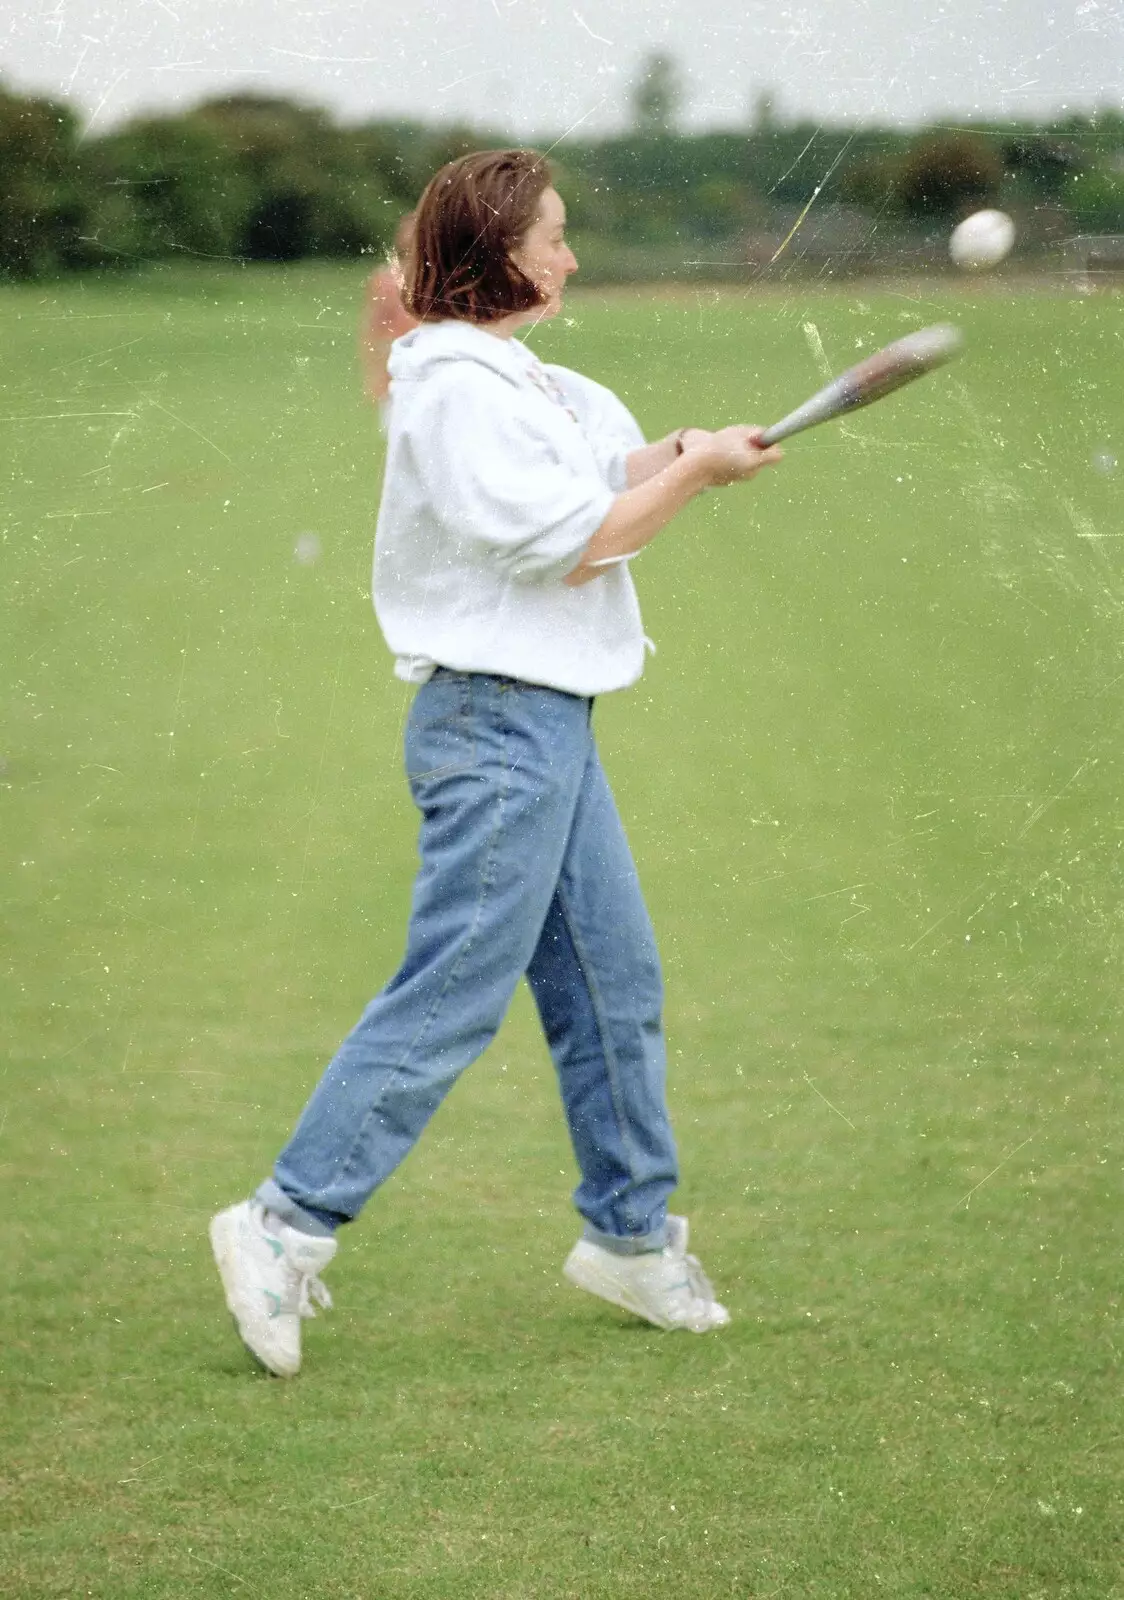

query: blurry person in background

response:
[359,212,418,428]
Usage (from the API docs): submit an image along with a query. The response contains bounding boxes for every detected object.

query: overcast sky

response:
[5,0,1123,137]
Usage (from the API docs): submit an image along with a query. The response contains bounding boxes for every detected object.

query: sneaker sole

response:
[209,1210,296,1378]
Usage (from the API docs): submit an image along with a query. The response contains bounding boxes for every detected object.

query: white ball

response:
[949,209,1016,272]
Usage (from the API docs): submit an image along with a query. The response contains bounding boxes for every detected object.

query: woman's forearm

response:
[566,426,783,587]
[565,453,710,586]
[625,433,683,487]
[625,429,719,487]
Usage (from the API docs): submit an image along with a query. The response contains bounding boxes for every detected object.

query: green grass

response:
[3,261,1124,1597]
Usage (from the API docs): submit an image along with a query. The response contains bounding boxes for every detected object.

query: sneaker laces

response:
[663,1221,719,1309]
[295,1271,333,1320]
[680,1248,717,1307]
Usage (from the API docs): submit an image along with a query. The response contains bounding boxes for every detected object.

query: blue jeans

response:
[257,669,678,1252]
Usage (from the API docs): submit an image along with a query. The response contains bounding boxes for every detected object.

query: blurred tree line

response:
[2,54,1123,281]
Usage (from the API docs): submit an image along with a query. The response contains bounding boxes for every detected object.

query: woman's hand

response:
[681,426,783,486]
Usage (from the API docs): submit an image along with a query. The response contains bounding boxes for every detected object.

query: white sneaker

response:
[209,1200,338,1377]
[563,1214,730,1333]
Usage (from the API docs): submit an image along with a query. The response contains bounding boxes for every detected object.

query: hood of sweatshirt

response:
[387,319,538,391]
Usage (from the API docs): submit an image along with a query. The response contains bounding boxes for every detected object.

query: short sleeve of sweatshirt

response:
[412,366,615,582]
[545,366,646,492]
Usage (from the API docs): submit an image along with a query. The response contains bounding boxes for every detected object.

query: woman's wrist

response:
[668,443,714,493]
[671,426,715,458]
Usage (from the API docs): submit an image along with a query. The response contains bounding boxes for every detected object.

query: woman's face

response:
[508,187,578,318]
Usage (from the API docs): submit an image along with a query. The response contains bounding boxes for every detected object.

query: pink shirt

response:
[360,267,418,400]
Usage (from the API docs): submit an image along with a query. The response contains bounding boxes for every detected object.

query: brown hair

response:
[404,149,553,324]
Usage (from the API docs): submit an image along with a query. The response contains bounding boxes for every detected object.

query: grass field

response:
[3,263,1123,1598]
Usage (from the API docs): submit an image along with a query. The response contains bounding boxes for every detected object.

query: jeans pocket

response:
[405,675,478,781]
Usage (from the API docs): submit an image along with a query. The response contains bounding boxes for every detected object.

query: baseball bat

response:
[757,323,963,446]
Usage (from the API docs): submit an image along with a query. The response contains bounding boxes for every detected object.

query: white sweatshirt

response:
[373,320,650,697]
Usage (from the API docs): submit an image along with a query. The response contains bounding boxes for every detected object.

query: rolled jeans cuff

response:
[582,1220,667,1255]
[255,1178,340,1237]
